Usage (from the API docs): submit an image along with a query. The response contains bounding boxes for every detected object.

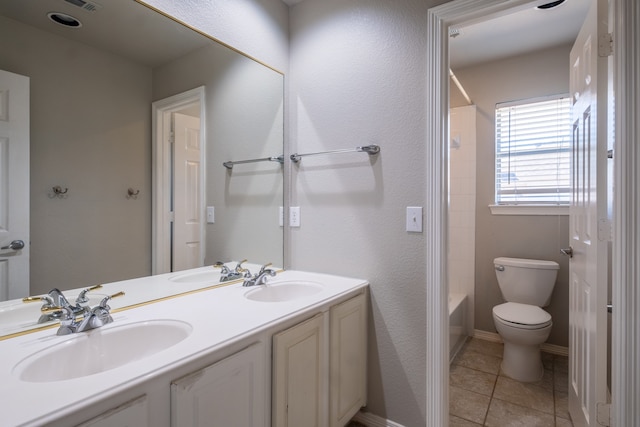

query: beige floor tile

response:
[541,352,554,370]
[555,390,570,420]
[554,367,569,393]
[449,414,482,426]
[465,338,504,358]
[500,366,554,392]
[554,355,569,373]
[493,376,554,415]
[450,364,497,396]
[454,347,502,375]
[450,385,491,425]
[485,398,555,427]
[556,415,574,426]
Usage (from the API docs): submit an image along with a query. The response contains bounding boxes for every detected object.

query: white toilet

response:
[492,257,559,382]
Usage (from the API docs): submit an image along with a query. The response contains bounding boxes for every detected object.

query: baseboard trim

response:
[472,329,569,356]
[352,411,406,427]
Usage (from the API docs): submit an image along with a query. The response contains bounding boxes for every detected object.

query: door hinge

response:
[596,402,611,426]
[598,218,612,242]
[169,211,175,222]
[598,33,613,57]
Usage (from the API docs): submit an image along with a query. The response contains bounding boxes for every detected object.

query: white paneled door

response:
[568,0,609,425]
[172,112,203,271]
[0,69,29,301]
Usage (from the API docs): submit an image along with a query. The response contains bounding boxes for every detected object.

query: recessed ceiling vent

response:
[62,0,103,13]
[536,0,566,10]
[449,28,462,38]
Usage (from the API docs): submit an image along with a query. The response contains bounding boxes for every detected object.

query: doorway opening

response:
[426,0,615,425]
[152,87,206,274]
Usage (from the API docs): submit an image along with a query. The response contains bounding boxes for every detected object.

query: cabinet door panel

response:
[273,314,326,427]
[171,342,265,427]
[330,293,367,427]
[76,395,148,427]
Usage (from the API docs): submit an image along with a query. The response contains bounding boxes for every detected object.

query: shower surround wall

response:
[449,105,476,336]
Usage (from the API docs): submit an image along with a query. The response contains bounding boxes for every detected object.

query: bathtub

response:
[449,293,468,363]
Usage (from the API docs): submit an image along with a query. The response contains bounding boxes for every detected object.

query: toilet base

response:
[501,341,544,382]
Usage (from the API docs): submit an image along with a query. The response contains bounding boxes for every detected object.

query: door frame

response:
[152,86,206,275]
[426,0,639,425]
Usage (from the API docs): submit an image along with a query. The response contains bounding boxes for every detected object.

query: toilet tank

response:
[494,257,559,307]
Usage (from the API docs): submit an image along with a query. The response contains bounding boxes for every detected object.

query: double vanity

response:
[0,268,368,427]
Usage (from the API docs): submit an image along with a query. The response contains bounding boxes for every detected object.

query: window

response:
[495,95,571,206]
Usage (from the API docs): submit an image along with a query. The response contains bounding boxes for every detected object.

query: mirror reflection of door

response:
[0,69,29,301]
[172,112,203,272]
[152,87,205,274]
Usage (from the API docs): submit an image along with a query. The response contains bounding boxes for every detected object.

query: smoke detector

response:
[61,0,103,13]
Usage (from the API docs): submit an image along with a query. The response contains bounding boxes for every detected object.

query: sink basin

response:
[244,281,324,302]
[13,320,192,382]
[169,270,222,283]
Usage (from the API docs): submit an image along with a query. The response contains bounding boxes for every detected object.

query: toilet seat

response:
[493,302,552,330]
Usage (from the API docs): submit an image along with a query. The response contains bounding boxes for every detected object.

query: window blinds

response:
[495,96,572,205]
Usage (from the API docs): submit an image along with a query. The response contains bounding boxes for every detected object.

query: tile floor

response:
[450,337,573,426]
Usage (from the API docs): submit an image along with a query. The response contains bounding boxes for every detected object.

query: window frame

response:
[492,94,571,215]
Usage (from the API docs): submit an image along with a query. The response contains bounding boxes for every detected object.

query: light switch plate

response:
[406,206,422,232]
[206,206,215,224]
[290,207,300,227]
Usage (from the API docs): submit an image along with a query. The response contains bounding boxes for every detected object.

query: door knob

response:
[560,247,573,258]
[1,240,25,250]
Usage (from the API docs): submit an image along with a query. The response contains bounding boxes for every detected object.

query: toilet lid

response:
[493,302,551,326]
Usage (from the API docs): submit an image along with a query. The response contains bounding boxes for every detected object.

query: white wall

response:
[288,0,447,424]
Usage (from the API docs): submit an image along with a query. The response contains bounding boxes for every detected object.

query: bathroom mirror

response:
[0,0,284,338]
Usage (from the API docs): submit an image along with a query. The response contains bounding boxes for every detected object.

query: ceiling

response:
[450,0,591,69]
[0,0,211,68]
[280,0,590,70]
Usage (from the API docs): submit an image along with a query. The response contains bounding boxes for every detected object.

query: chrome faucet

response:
[44,291,125,336]
[24,286,102,324]
[242,263,277,287]
[214,259,250,282]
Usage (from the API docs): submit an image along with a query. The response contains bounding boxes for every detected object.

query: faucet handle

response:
[41,305,78,323]
[97,291,125,310]
[75,284,103,305]
[47,288,72,308]
[22,295,55,308]
[213,261,231,274]
[91,291,124,327]
[234,259,248,272]
[258,262,273,274]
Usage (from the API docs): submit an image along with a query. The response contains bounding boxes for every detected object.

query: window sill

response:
[489,204,569,216]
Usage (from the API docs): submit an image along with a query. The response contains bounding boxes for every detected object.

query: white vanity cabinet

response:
[0,270,369,427]
[329,292,367,427]
[272,292,367,427]
[171,342,267,427]
[76,395,149,427]
[272,313,327,427]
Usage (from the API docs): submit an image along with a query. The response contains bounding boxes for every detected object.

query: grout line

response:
[452,337,569,426]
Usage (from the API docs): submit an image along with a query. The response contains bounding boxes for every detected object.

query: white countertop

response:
[0,269,368,427]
